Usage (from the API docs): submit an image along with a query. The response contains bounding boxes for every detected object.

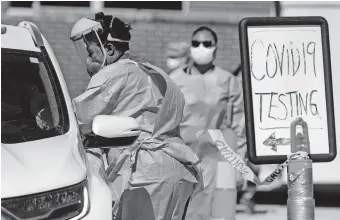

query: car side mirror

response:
[84,115,141,148]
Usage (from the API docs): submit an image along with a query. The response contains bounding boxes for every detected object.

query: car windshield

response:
[1,49,69,144]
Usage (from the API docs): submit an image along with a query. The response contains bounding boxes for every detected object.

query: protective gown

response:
[73,52,199,220]
[170,64,246,220]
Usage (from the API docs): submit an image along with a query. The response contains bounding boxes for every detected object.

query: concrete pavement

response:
[235,205,340,220]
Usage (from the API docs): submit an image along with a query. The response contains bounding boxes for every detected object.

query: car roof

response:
[1,24,41,52]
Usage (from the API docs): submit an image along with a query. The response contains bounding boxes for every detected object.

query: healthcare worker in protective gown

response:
[170,26,246,220]
[70,13,199,220]
[164,41,190,74]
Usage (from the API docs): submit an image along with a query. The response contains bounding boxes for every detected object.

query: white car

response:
[1,22,140,220]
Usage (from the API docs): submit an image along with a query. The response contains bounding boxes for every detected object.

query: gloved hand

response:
[35,108,53,130]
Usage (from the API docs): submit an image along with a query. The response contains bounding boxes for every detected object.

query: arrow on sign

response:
[263,132,290,152]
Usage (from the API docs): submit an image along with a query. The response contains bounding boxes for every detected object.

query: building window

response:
[40,1,90,7]
[104,1,182,10]
[10,1,33,8]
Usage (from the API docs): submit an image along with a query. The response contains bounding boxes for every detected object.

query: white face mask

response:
[190,45,216,65]
[166,58,182,70]
[86,57,102,77]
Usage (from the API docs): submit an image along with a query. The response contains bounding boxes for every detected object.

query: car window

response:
[1,50,69,143]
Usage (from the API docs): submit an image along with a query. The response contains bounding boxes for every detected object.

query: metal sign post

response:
[287,117,314,220]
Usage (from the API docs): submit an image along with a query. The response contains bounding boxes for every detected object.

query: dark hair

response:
[107,18,131,53]
[192,26,218,44]
[109,17,132,41]
[95,12,132,53]
[95,12,113,43]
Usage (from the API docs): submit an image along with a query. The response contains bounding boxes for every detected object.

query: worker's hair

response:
[192,26,218,44]
[95,12,132,53]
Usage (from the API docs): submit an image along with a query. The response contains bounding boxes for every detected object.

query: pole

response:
[287,117,315,220]
[211,161,237,220]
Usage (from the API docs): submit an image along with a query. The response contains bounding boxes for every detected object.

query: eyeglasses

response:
[191,40,214,48]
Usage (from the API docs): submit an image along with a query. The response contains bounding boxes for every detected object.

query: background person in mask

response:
[71,12,199,220]
[170,26,246,220]
[164,41,190,74]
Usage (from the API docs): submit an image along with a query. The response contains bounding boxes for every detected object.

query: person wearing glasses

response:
[170,26,246,220]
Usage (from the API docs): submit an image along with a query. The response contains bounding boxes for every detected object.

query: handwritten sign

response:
[239,17,336,164]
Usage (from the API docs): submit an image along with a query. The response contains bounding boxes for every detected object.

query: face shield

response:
[70,18,107,74]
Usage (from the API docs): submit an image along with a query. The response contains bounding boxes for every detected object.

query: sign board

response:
[239,17,336,164]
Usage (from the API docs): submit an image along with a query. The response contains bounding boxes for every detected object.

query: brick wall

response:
[2,1,272,98]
